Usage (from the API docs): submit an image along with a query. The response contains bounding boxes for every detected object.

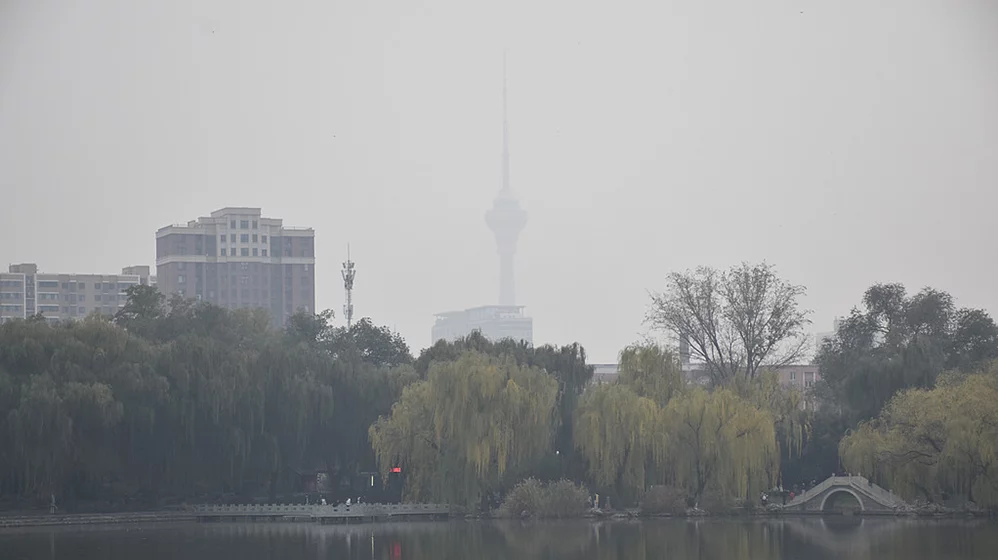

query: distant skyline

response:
[2,0,997,363]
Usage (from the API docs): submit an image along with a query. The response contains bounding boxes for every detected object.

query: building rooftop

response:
[433,304,526,319]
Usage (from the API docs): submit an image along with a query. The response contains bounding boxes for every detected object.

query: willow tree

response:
[731,370,809,462]
[617,343,685,407]
[573,384,665,500]
[840,367,998,506]
[369,351,558,507]
[663,388,778,503]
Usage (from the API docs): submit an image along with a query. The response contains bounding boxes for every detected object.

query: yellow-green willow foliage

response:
[573,384,665,498]
[369,351,559,507]
[840,366,998,507]
[732,370,809,458]
[663,388,778,502]
[617,344,685,407]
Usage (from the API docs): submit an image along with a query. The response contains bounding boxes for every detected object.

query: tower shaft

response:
[499,252,515,306]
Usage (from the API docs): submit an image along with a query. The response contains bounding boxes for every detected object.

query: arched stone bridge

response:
[782,475,907,513]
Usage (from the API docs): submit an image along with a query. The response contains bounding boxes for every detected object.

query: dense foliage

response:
[840,364,998,507]
[806,283,998,493]
[0,290,415,509]
[573,344,784,506]
[5,269,998,514]
[370,351,559,507]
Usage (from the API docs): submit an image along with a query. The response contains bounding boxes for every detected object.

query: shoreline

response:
[1,508,992,529]
[0,511,196,529]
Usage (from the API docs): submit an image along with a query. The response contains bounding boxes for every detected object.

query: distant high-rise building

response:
[155,207,315,326]
[0,263,154,324]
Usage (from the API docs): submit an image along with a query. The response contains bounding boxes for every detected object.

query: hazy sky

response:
[2,0,997,363]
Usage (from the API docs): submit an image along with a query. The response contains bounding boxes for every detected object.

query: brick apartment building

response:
[155,207,315,327]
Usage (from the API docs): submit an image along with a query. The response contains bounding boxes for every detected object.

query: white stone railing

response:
[192,503,450,517]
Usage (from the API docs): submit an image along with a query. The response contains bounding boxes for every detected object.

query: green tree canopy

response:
[816,283,998,424]
[573,383,664,500]
[840,362,998,507]
[664,388,778,503]
[369,350,559,507]
[415,331,593,479]
[0,299,414,508]
[331,317,413,368]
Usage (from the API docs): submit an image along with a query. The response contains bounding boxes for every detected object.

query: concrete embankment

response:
[0,511,196,529]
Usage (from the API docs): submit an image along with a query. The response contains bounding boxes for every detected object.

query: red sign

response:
[391,467,402,473]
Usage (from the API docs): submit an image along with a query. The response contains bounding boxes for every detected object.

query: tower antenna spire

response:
[341,245,356,329]
[486,52,527,306]
[501,50,510,195]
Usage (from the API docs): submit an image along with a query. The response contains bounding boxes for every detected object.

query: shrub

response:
[499,478,589,518]
[640,485,687,515]
[698,490,739,514]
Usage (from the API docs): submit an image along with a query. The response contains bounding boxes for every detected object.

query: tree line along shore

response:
[1,262,996,517]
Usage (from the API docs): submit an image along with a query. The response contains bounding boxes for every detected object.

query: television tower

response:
[341,246,356,328]
[485,53,528,306]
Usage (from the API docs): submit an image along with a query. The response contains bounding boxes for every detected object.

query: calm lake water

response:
[1,518,996,560]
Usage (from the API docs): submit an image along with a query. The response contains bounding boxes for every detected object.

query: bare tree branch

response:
[647,262,811,386]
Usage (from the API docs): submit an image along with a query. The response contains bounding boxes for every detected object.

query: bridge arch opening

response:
[820,488,865,513]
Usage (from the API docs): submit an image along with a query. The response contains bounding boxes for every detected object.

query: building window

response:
[61,282,68,289]
[79,295,85,302]
[261,235,267,243]
[790,372,796,381]
[231,220,237,228]
[241,248,249,257]
[78,307,86,314]
[221,248,227,256]
[240,220,249,229]
[94,283,101,290]
[240,234,249,243]
[220,235,226,243]
[178,275,185,283]
[252,248,258,256]
[252,220,258,229]
[78,282,85,290]
[252,234,258,242]
[261,249,267,257]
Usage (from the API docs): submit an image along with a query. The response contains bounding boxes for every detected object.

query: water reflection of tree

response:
[21,519,998,559]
